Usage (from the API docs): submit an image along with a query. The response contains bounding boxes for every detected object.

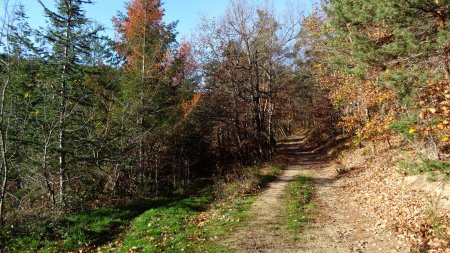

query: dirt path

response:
[221,134,407,253]
[300,161,407,253]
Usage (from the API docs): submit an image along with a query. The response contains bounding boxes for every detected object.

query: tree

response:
[113,0,204,194]
[314,0,450,158]
[196,0,301,163]
[37,0,102,210]
[0,0,16,222]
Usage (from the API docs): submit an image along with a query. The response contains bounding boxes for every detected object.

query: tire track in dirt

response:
[221,134,405,253]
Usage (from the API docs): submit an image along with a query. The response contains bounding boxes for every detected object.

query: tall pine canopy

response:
[36,0,102,209]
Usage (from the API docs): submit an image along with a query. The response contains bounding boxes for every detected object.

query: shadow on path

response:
[221,132,335,253]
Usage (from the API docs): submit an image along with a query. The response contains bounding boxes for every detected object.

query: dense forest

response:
[0,0,448,252]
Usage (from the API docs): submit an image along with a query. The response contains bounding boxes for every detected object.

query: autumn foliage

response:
[182,92,201,116]
[302,1,450,159]
[113,0,164,67]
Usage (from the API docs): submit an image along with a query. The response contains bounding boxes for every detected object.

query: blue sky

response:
[21,0,314,40]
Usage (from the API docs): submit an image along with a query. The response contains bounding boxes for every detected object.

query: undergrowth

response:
[398,159,450,179]
[426,207,450,247]
[213,162,284,199]
[2,198,177,252]
[101,163,284,253]
[2,163,284,252]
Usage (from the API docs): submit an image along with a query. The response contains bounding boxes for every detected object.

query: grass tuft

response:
[284,175,315,235]
[398,159,450,179]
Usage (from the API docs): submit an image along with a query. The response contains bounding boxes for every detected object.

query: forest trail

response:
[221,133,406,253]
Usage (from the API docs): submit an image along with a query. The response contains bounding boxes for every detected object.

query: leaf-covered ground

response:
[221,134,449,252]
[8,134,448,253]
[336,139,449,252]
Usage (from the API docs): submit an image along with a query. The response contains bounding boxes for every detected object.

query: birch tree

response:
[0,0,16,222]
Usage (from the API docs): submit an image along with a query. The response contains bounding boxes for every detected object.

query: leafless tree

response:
[196,0,302,159]
[0,0,19,222]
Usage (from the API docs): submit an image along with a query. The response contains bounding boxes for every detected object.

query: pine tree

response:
[321,0,450,158]
[0,1,36,223]
[113,0,181,192]
[37,0,102,210]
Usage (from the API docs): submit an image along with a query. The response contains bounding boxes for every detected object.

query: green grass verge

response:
[2,198,176,252]
[4,194,251,253]
[109,195,213,252]
[107,164,284,252]
[3,163,284,253]
[284,175,315,234]
[102,194,257,253]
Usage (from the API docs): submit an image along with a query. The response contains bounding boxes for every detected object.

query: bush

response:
[398,159,450,177]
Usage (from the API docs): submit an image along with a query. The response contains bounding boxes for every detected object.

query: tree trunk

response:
[0,58,11,222]
[43,138,56,207]
[0,130,8,223]
[58,9,72,211]
[138,5,147,188]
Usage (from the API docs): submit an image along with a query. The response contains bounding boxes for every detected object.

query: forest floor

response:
[12,132,446,252]
[221,133,412,253]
